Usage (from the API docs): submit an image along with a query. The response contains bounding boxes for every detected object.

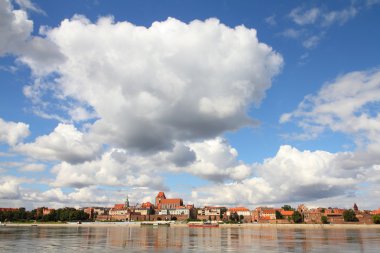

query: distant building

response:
[155,192,183,210]
[353,203,359,212]
[0,208,19,212]
[280,210,294,220]
[226,207,252,222]
[226,207,251,216]
[84,208,94,219]
[42,208,54,216]
[261,209,276,221]
[109,204,129,216]
[197,206,226,216]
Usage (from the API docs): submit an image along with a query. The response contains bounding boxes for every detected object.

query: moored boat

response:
[188,222,219,228]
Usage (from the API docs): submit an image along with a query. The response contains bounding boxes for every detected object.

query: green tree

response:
[282,205,293,211]
[372,215,380,224]
[275,210,283,219]
[321,216,329,224]
[343,209,358,222]
[229,212,239,223]
[292,211,302,223]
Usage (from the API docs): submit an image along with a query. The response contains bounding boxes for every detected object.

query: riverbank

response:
[3,222,380,229]
[218,223,380,229]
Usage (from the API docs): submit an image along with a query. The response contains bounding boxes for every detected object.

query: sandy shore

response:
[3,222,380,229]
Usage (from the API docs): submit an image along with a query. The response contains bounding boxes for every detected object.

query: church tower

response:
[125,194,130,208]
[155,192,166,208]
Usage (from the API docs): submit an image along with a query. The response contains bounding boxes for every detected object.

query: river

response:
[1,226,380,252]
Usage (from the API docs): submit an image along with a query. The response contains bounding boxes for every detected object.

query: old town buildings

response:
[93,193,380,224]
[1,193,380,224]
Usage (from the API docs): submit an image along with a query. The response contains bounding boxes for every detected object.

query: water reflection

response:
[1,226,380,252]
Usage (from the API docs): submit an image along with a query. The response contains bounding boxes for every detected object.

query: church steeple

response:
[125,194,129,208]
[353,203,358,212]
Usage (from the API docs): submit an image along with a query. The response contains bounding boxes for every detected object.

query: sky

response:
[1,0,380,210]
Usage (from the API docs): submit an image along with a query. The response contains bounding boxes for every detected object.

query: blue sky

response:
[1,0,380,210]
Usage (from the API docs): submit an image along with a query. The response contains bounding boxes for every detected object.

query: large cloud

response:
[0,117,30,146]
[192,68,380,208]
[15,123,101,163]
[23,15,283,153]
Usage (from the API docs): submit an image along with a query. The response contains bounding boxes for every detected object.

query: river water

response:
[1,226,380,252]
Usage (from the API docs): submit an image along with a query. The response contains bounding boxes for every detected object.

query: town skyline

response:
[1,0,380,211]
[2,191,380,225]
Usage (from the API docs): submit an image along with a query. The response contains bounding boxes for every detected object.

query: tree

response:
[282,205,293,211]
[343,209,358,222]
[220,208,227,220]
[275,211,283,219]
[229,212,239,223]
[372,215,380,224]
[292,211,302,223]
[239,215,244,222]
[321,216,329,224]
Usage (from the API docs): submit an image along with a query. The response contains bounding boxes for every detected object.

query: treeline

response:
[0,208,34,222]
[0,207,89,222]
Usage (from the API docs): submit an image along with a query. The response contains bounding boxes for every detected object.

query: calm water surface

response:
[1,226,380,252]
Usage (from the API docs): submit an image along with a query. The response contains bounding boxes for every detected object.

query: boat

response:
[141,222,170,227]
[188,222,219,228]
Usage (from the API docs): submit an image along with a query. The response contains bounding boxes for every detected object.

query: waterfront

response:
[1,226,380,252]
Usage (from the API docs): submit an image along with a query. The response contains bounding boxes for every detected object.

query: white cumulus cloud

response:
[191,144,380,208]
[0,117,30,146]
[280,69,380,145]
[22,16,282,153]
[0,0,64,74]
[0,177,21,199]
[15,123,102,164]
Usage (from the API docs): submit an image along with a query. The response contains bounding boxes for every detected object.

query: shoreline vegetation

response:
[3,222,380,229]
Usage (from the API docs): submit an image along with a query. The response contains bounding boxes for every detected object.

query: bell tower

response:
[155,192,166,208]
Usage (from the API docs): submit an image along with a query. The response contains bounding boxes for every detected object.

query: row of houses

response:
[83,192,380,224]
[5,192,379,224]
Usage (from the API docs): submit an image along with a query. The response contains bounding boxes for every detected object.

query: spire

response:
[125,194,129,208]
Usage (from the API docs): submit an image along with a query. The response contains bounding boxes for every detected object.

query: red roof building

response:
[227,207,251,216]
[155,192,183,210]
[160,198,183,210]
[113,204,126,210]
[141,202,153,209]
[0,208,19,212]
[280,210,294,217]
